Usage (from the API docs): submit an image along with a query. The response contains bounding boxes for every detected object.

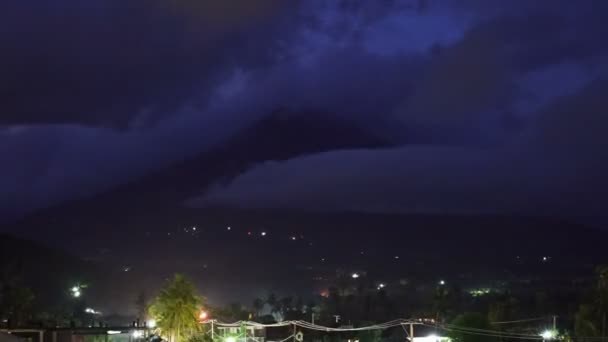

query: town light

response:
[225,337,237,342]
[71,285,83,298]
[85,308,101,315]
[541,330,556,340]
[199,310,208,321]
[147,319,157,328]
[352,273,360,279]
[132,330,144,338]
[439,280,445,285]
[411,335,449,342]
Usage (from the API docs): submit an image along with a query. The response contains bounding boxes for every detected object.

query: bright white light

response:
[351,273,360,279]
[85,308,101,315]
[227,227,231,231]
[261,232,267,236]
[71,285,83,298]
[291,236,297,241]
[412,335,444,342]
[377,283,386,289]
[541,330,556,339]
[199,310,208,320]
[107,331,121,335]
[132,330,144,338]
[439,280,445,285]
[225,337,237,342]
[192,227,197,231]
[147,319,156,328]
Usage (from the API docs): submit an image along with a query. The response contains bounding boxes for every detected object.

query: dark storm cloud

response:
[0,0,297,127]
[2,0,608,221]
[193,79,608,222]
[1,0,442,219]
[396,2,608,119]
[192,1,608,223]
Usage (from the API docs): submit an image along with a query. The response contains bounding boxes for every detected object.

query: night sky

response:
[1,0,608,312]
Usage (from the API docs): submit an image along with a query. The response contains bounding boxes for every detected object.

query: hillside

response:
[0,234,93,312]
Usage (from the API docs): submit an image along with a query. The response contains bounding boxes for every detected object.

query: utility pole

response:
[602,312,606,342]
[409,323,414,342]
[553,315,557,331]
[311,313,315,325]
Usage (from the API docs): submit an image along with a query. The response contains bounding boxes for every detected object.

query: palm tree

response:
[149,274,204,342]
[266,293,281,316]
[135,291,148,322]
[280,296,293,314]
[253,298,264,317]
[575,304,599,337]
[266,293,277,309]
[596,265,608,339]
[433,285,449,322]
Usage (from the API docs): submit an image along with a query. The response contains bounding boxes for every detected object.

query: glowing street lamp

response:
[199,310,209,321]
[351,273,360,279]
[147,319,157,328]
[541,330,556,340]
[70,285,82,298]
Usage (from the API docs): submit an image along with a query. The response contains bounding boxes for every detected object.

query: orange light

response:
[199,310,208,320]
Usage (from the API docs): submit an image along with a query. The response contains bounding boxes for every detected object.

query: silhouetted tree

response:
[0,270,34,327]
[449,312,494,342]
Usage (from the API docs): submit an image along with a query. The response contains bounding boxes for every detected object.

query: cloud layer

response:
[2,0,608,222]
[193,79,608,222]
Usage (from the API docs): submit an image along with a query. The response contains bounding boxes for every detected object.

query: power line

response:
[202,318,608,340]
[422,324,542,340]
[443,324,540,337]
[492,317,550,325]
